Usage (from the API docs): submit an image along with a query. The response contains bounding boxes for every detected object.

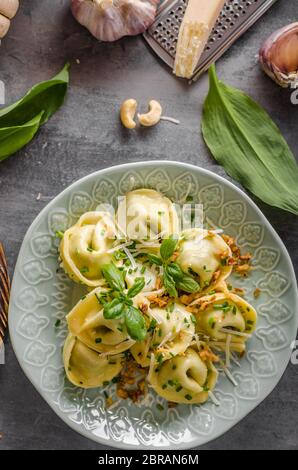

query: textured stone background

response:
[0,0,297,450]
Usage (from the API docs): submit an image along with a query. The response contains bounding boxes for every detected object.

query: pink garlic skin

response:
[259,22,298,88]
[71,0,159,42]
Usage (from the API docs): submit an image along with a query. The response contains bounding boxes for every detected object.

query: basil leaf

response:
[147,254,162,266]
[166,263,184,281]
[127,277,145,298]
[163,270,178,298]
[0,112,44,162]
[202,64,298,215]
[0,64,70,163]
[160,237,178,262]
[177,275,200,294]
[103,299,125,319]
[125,306,146,341]
[101,264,125,291]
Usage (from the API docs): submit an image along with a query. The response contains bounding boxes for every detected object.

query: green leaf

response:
[0,64,70,163]
[127,277,145,298]
[103,299,125,319]
[202,64,298,215]
[166,263,184,281]
[177,275,200,294]
[125,306,146,341]
[147,254,162,266]
[101,264,125,292]
[0,113,44,162]
[160,237,178,262]
[0,63,70,127]
[163,270,178,298]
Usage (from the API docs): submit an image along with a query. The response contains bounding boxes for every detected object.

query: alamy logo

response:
[0,80,4,104]
[290,81,298,105]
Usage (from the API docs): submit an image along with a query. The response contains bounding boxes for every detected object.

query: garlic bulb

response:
[0,0,19,39]
[71,0,159,42]
[259,23,298,88]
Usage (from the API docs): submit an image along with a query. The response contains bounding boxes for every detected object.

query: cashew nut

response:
[0,0,19,19]
[0,14,10,39]
[120,99,137,129]
[138,100,162,127]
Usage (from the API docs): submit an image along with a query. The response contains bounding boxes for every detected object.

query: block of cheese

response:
[174,0,226,79]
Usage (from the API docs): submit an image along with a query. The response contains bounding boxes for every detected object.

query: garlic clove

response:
[0,0,19,19]
[71,0,159,42]
[259,22,298,88]
[0,14,10,39]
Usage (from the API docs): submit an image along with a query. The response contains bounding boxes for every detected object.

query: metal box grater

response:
[143,0,278,82]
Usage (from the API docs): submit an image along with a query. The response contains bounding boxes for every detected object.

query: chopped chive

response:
[80,266,89,274]
[176,385,182,392]
[54,319,61,327]
[157,353,163,364]
[190,314,197,324]
[95,338,102,344]
[87,247,93,252]
[55,230,64,239]
[185,394,192,401]
[103,381,109,387]
[156,403,164,411]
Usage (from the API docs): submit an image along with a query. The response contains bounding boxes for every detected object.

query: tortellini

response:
[149,347,218,404]
[63,334,123,388]
[117,189,179,240]
[59,211,117,287]
[177,228,232,292]
[131,303,195,367]
[59,188,258,406]
[195,292,257,351]
[66,287,135,355]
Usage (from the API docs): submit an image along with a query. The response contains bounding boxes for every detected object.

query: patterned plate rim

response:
[8,161,298,450]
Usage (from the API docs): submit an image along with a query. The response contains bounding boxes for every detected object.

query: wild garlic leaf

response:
[0,63,70,127]
[202,64,298,215]
[0,64,70,163]
[0,112,44,162]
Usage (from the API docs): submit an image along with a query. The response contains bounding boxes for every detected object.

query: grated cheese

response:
[225,334,232,368]
[220,327,252,338]
[123,247,137,269]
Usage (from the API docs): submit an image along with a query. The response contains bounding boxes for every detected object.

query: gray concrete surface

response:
[0,0,297,450]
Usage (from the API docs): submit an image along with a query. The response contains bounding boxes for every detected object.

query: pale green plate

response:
[9,161,298,449]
